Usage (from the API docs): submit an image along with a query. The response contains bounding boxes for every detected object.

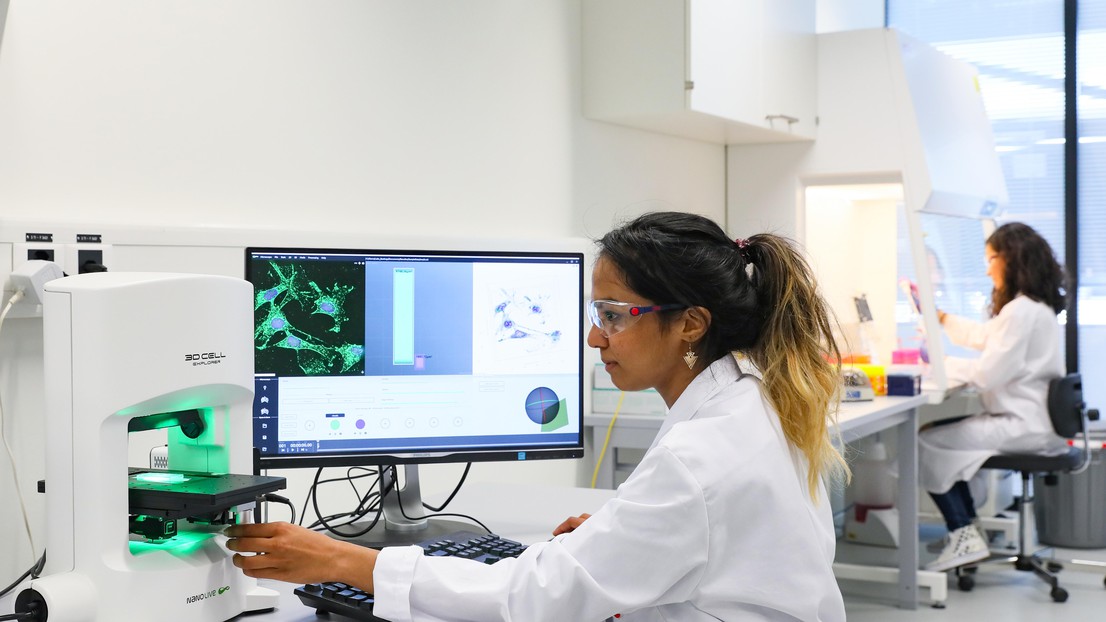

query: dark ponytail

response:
[597,212,848,494]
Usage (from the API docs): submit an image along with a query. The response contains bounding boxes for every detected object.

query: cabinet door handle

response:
[765,114,799,131]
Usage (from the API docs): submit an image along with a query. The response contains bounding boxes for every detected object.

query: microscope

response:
[17,272,285,621]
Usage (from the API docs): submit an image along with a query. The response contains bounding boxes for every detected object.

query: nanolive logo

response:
[185,585,230,604]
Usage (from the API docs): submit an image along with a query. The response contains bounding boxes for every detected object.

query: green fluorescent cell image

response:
[252,260,366,376]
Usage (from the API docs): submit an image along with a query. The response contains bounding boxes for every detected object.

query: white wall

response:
[816,0,884,34]
[0,0,724,581]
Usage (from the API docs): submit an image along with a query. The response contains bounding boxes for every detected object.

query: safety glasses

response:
[587,299,687,337]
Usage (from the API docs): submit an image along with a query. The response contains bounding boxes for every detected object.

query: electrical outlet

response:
[14,242,66,268]
[5,245,68,319]
[68,243,113,275]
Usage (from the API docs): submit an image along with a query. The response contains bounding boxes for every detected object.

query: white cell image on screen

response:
[471,262,581,376]
[276,374,579,445]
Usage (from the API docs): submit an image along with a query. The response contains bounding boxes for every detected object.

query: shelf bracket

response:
[765,114,799,132]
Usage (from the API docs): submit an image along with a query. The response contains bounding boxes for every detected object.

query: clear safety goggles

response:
[586,299,687,338]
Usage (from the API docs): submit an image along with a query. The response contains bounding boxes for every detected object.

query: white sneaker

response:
[925,521,988,553]
[925,535,948,554]
[972,518,989,545]
[925,525,990,572]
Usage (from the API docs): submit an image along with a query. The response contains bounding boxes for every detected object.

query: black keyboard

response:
[294,581,381,621]
[294,530,527,620]
[421,530,527,564]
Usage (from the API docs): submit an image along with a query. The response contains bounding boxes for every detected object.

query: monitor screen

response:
[246,247,585,470]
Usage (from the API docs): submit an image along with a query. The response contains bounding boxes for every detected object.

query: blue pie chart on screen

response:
[525,387,561,425]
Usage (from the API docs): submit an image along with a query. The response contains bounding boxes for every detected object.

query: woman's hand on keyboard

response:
[552,513,592,536]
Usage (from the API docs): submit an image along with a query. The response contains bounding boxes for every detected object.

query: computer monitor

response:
[245,246,584,544]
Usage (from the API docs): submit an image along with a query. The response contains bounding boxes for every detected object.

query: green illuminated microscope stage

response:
[127,468,285,519]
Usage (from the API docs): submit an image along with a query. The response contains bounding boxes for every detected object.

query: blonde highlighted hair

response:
[743,234,849,494]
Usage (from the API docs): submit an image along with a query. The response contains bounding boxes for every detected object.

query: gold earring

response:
[683,343,698,370]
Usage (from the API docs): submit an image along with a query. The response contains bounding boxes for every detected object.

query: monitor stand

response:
[336,464,478,549]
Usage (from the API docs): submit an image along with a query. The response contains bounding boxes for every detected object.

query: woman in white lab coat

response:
[226,212,849,621]
[920,222,1067,572]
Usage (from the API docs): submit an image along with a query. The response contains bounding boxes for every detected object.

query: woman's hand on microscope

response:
[225,522,378,592]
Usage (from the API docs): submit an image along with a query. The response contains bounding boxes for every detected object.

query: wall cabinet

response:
[582,0,816,144]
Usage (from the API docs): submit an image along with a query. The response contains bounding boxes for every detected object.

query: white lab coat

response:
[919,295,1067,494]
[372,355,845,621]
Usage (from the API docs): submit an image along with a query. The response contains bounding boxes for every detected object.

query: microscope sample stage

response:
[128,468,285,519]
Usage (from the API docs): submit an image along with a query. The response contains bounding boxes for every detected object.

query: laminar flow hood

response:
[811,27,1008,219]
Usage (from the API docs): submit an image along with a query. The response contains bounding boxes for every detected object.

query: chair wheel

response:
[1050,586,1068,602]
[958,574,975,591]
[1047,561,1063,573]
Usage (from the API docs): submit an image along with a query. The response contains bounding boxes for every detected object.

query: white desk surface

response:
[835,394,931,441]
[585,393,932,439]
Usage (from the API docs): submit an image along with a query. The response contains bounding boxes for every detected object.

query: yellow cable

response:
[590,391,625,488]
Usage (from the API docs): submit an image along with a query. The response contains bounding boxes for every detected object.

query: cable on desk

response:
[302,467,382,530]
[0,551,45,600]
[299,467,383,530]
[311,467,392,538]
[590,391,626,488]
[259,493,296,525]
[299,462,488,537]
[345,466,376,504]
[296,468,322,526]
[391,466,493,535]
[422,462,471,512]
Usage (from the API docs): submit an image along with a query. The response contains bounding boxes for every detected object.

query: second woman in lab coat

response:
[920,222,1067,572]
[226,212,850,621]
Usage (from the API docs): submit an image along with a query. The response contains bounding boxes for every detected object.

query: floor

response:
[841,527,1106,620]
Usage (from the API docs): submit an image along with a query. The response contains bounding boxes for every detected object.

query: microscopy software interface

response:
[246,248,584,461]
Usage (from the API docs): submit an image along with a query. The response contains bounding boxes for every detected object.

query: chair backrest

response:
[1047,373,1085,438]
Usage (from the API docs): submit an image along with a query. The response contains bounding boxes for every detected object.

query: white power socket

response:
[13,242,66,269]
[3,260,65,318]
[9,260,64,306]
